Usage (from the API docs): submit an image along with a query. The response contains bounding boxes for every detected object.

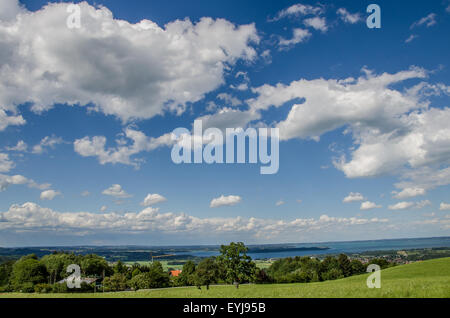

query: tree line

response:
[264,254,393,283]
[0,242,394,293]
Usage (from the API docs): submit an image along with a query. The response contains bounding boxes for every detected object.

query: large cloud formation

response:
[245,67,450,196]
[0,0,259,124]
[74,127,173,167]
[0,202,388,240]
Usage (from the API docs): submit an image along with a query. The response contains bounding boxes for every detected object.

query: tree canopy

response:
[217,242,256,288]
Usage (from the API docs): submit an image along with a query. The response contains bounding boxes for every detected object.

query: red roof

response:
[170,270,182,277]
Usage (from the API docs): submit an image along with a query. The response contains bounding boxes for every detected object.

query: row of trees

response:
[0,242,394,293]
[265,254,394,283]
[0,253,114,293]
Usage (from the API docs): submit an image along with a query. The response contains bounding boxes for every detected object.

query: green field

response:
[124,261,184,271]
[1,258,449,298]
[124,259,274,271]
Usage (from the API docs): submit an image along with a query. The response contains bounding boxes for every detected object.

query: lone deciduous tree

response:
[217,242,256,288]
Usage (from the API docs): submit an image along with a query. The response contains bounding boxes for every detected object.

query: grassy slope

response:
[1,257,449,298]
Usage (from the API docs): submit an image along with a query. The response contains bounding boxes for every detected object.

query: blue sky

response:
[0,0,449,246]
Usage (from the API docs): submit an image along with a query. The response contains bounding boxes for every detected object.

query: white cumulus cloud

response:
[40,189,61,201]
[392,187,425,199]
[141,193,167,206]
[102,184,131,198]
[0,174,50,192]
[247,67,450,195]
[343,192,365,203]
[210,195,242,208]
[360,201,382,210]
[0,109,25,131]
[74,128,173,168]
[0,1,259,122]
[0,153,14,173]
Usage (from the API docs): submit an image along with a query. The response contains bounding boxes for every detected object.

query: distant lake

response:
[178,237,450,260]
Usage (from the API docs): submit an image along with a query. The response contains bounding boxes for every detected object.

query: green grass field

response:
[124,260,184,271]
[1,257,449,298]
[124,259,273,271]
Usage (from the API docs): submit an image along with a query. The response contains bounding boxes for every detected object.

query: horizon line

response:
[2,235,449,249]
